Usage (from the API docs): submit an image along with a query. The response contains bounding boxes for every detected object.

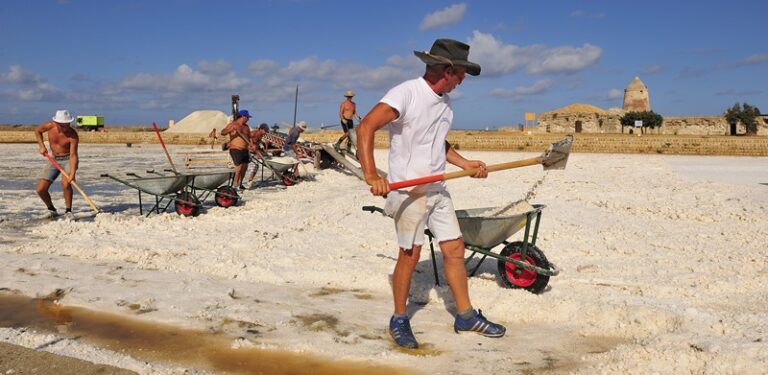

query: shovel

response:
[388,135,573,190]
[43,152,100,213]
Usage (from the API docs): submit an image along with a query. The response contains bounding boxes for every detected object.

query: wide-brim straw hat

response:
[52,109,74,124]
[344,90,355,97]
[414,38,481,76]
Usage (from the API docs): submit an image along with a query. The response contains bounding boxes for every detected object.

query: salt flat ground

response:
[0,144,766,374]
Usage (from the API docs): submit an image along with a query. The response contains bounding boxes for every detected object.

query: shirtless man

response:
[34,110,80,219]
[221,110,252,189]
[246,123,270,186]
[334,90,362,153]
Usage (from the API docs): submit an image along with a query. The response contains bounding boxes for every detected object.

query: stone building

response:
[623,77,651,112]
[535,103,622,134]
[530,75,768,135]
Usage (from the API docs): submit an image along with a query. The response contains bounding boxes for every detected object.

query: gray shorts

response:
[40,155,72,182]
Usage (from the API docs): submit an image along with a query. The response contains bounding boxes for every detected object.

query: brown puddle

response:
[0,293,413,375]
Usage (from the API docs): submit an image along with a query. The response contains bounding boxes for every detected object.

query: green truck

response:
[76,115,104,131]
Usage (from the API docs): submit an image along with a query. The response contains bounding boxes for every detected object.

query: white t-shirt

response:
[380,77,453,191]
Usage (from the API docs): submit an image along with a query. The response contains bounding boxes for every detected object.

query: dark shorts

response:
[341,118,353,133]
[229,148,250,166]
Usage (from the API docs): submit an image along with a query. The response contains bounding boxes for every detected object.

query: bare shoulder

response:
[35,121,55,132]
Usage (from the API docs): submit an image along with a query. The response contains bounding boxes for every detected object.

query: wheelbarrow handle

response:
[362,205,385,215]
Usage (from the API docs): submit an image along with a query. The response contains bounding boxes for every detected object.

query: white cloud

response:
[530,44,602,74]
[116,63,248,92]
[419,3,467,31]
[491,79,553,100]
[639,65,664,74]
[468,31,602,76]
[607,88,623,99]
[570,10,605,19]
[0,65,45,85]
[742,54,768,65]
[248,60,279,75]
[0,65,63,101]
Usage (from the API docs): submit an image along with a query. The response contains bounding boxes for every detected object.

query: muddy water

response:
[0,294,412,375]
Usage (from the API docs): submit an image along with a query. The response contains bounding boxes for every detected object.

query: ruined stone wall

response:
[536,113,622,134]
[534,114,767,136]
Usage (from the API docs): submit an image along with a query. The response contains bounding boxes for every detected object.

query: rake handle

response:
[389,156,543,190]
[152,122,177,173]
[43,153,99,213]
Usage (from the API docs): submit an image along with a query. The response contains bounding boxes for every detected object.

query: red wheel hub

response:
[504,253,537,287]
[176,198,194,216]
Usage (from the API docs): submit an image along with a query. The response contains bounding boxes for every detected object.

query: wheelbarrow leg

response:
[138,191,143,215]
[426,230,440,286]
[468,252,488,277]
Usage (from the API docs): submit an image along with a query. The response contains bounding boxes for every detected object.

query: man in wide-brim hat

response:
[356,38,505,350]
[335,90,362,153]
[34,109,80,219]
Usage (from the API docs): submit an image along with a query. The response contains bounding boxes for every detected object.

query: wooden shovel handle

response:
[389,156,543,190]
[43,153,99,213]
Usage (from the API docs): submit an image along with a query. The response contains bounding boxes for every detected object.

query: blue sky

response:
[1,0,766,129]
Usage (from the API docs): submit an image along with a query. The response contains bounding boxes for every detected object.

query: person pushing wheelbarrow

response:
[357,38,506,349]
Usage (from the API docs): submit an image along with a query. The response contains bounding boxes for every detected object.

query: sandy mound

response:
[547,103,607,114]
[166,110,230,134]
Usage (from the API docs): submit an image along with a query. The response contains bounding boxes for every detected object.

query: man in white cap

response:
[34,109,80,219]
[334,90,362,153]
[357,39,505,349]
[283,121,307,159]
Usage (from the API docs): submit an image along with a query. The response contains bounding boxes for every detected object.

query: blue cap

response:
[238,110,252,118]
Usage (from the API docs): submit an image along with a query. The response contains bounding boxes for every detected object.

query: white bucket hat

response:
[52,110,74,124]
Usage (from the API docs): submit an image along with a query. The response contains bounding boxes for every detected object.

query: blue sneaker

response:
[389,315,418,349]
[454,309,506,337]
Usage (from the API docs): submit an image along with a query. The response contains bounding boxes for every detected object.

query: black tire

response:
[497,241,551,294]
[174,192,201,217]
[318,150,336,169]
[282,171,297,186]
[214,185,239,208]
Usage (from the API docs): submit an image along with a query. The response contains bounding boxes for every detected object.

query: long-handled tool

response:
[43,153,99,213]
[388,136,573,190]
[152,122,177,173]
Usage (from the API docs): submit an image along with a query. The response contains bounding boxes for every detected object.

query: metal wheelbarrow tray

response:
[101,173,203,217]
[186,170,239,208]
[252,155,301,186]
[363,203,559,294]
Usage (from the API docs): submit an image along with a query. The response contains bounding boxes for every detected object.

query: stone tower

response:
[623,76,650,112]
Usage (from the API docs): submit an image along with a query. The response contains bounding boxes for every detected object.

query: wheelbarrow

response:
[144,169,240,208]
[362,202,559,294]
[101,173,202,217]
[250,154,301,186]
[188,171,239,208]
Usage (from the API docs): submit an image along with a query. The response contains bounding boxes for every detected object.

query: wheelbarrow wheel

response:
[215,185,239,208]
[174,192,201,217]
[282,171,297,186]
[497,241,550,294]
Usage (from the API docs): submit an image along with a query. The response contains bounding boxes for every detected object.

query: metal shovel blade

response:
[541,135,573,170]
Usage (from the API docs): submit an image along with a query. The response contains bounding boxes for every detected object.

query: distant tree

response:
[620,111,664,133]
[724,102,762,135]
[724,103,741,135]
